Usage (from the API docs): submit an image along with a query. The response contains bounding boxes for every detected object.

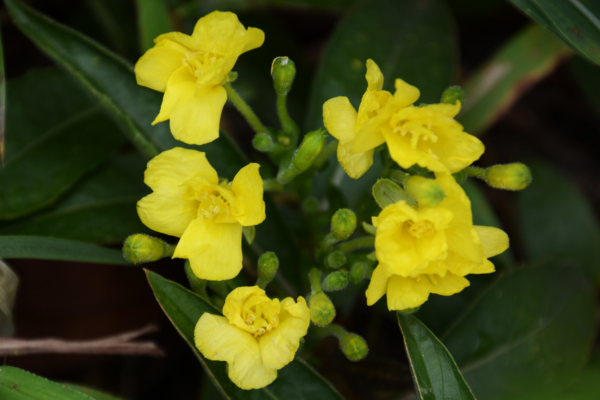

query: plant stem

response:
[315,324,347,340]
[277,93,299,145]
[313,139,338,169]
[223,83,267,134]
[337,236,375,254]
[309,268,322,293]
[464,166,487,180]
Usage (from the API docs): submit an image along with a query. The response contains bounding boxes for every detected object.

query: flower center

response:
[241,297,279,337]
[182,48,225,75]
[392,118,438,149]
[196,189,231,220]
[405,220,435,238]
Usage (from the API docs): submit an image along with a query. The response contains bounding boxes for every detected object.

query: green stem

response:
[309,268,323,293]
[223,83,267,134]
[277,93,299,144]
[465,166,487,180]
[337,236,375,254]
[315,323,347,340]
[319,233,339,257]
[313,139,338,169]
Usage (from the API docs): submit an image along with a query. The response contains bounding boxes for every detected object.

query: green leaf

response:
[65,384,123,400]
[0,236,130,265]
[546,352,600,400]
[146,270,345,399]
[398,313,476,400]
[0,155,151,243]
[305,0,457,130]
[0,366,96,399]
[443,262,596,400]
[517,159,600,283]
[507,0,600,65]
[458,24,571,135]
[0,25,5,164]
[1,68,124,220]
[136,0,173,53]
[569,57,600,126]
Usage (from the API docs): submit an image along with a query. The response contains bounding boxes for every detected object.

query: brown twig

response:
[0,324,164,357]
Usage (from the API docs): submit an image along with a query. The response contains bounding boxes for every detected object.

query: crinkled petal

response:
[174,218,243,280]
[425,102,461,118]
[192,11,263,56]
[365,59,384,91]
[337,140,374,179]
[428,273,470,296]
[471,259,495,274]
[428,129,485,173]
[392,78,421,106]
[323,97,357,143]
[386,275,432,311]
[232,163,266,226]
[381,125,426,170]
[195,313,276,390]
[153,65,196,124]
[135,39,187,92]
[475,226,509,258]
[260,297,310,370]
[155,32,200,51]
[366,265,389,306]
[242,27,265,53]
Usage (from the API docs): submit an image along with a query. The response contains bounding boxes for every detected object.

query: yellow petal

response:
[366,265,389,306]
[223,286,267,326]
[155,31,200,51]
[174,218,243,280]
[192,11,263,56]
[427,128,485,173]
[232,163,266,226]
[135,39,186,92]
[475,226,509,258]
[242,27,265,53]
[424,102,461,118]
[323,97,357,143]
[386,275,432,311]
[381,125,426,170]
[351,119,386,154]
[471,259,495,274]
[428,273,470,296]
[336,139,375,179]
[144,147,219,190]
[152,65,196,124]
[137,192,197,238]
[195,313,276,390]
[392,78,421,106]
[260,297,310,370]
[365,59,384,91]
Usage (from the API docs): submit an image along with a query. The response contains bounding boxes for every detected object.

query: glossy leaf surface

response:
[0,366,98,399]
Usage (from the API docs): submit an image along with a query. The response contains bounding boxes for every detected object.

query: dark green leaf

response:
[517,160,600,283]
[569,57,600,126]
[0,155,151,244]
[0,366,96,399]
[398,313,476,400]
[507,0,600,65]
[0,236,130,265]
[1,68,124,220]
[305,0,457,130]
[253,0,353,11]
[546,352,600,400]
[65,383,123,400]
[458,24,571,135]
[136,0,173,52]
[443,262,596,400]
[0,25,5,164]
[146,270,345,399]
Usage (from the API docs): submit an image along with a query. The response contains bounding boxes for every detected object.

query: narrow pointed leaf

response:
[146,270,345,399]
[0,366,99,399]
[136,0,173,52]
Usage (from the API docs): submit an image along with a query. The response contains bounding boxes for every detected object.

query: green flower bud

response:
[486,163,532,191]
[405,176,446,207]
[309,292,336,326]
[362,221,377,235]
[242,226,256,245]
[257,252,279,289]
[278,129,327,184]
[122,234,174,264]
[453,169,467,184]
[372,179,417,209]
[252,132,273,152]
[326,251,347,269]
[271,57,296,96]
[226,71,238,83]
[441,85,466,107]
[322,271,348,292]
[399,306,420,314]
[340,333,369,362]
[184,260,208,299]
[349,262,369,284]
[331,209,357,240]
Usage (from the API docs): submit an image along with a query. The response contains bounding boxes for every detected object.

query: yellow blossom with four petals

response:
[135,11,265,145]
[195,286,310,389]
[137,147,265,280]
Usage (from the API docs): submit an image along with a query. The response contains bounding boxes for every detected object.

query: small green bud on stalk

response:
[309,292,336,326]
[331,209,357,240]
[322,271,349,292]
[278,129,327,183]
[271,57,296,96]
[326,251,347,269]
[372,179,417,209]
[349,262,369,284]
[340,333,369,361]
[486,163,532,191]
[252,132,273,152]
[184,260,209,300]
[441,86,466,107]
[226,71,238,83]
[122,234,175,264]
[256,252,279,289]
[405,176,446,207]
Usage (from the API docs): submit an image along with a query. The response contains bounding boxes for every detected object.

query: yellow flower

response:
[137,147,265,280]
[365,172,508,310]
[195,286,310,390]
[322,59,393,179]
[352,70,484,174]
[135,11,265,145]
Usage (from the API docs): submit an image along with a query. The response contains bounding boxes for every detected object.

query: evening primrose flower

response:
[365,172,508,310]
[195,286,310,389]
[137,147,265,280]
[352,74,484,174]
[322,59,393,179]
[135,11,265,145]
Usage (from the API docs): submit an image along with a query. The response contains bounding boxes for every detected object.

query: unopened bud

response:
[399,306,420,314]
[257,252,279,289]
[486,163,532,191]
[271,57,296,96]
[253,132,273,152]
[326,251,347,269]
[441,86,466,107]
[349,262,368,284]
[123,234,174,264]
[340,333,369,361]
[185,260,208,299]
[278,129,327,183]
[331,209,356,240]
[372,179,417,209]
[322,271,348,292]
[309,292,336,326]
[405,176,446,207]
[226,71,238,83]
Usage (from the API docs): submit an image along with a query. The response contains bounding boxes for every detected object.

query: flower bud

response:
[309,292,336,326]
[441,86,466,107]
[326,251,347,269]
[185,260,208,299]
[340,333,369,362]
[372,179,417,209]
[271,57,296,96]
[122,234,174,264]
[322,271,349,292]
[252,132,273,152]
[257,252,279,289]
[331,209,356,240]
[405,176,446,207]
[278,129,327,183]
[242,226,256,245]
[349,262,368,284]
[486,163,532,191]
